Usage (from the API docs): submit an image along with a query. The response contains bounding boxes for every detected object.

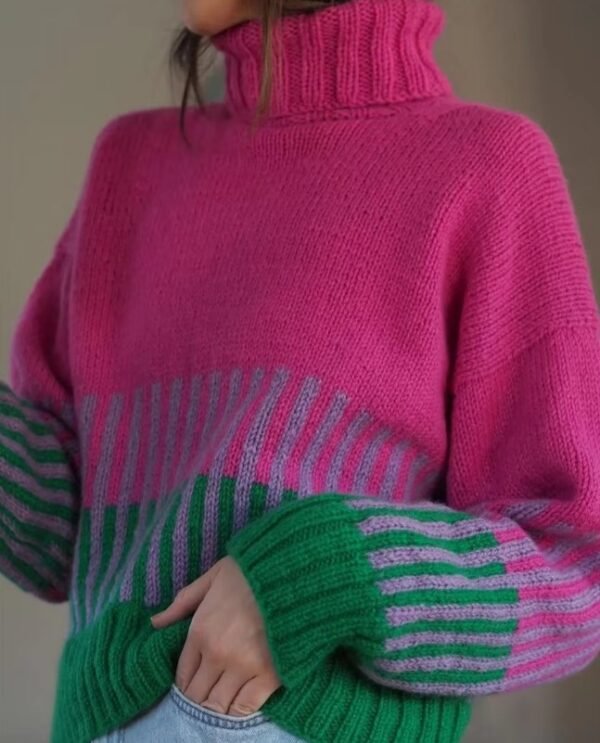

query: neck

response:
[212,0,451,122]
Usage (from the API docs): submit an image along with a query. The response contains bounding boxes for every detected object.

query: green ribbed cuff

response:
[226,493,382,689]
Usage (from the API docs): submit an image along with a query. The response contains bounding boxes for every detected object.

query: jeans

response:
[91,684,304,742]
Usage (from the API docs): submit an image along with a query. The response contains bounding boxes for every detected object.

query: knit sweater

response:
[3,0,600,741]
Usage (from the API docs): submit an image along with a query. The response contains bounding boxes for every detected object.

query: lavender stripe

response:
[385,617,600,653]
[376,629,600,674]
[507,646,599,691]
[265,376,320,510]
[0,519,61,588]
[298,390,348,499]
[324,408,372,494]
[376,554,600,594]
[193,370,226,574]
[85,395,123,620]
[232,368,289,532]
[158,379,183,502]
[403,452,429,503]
[120,383,162,603]
[352,426,392,495]
[0,509,70,569]
[0,458,73,509]
[0,409,71,452]
[369,541,525,571]
[69,395,96,631]
[0,553,42,596]
[95,389,143,615]
[197,369,249,573]
[0,429,72,481]
[380,441,409,501]
[358,513,517,541]
[386,589,600,626]
[174,376,202,485]
[0,480,74,540]
[172,374,210,590]
[145,380,184,607]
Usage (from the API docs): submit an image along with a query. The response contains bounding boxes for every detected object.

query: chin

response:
[182,1,254,37]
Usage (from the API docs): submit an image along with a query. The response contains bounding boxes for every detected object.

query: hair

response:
[168,1,351,141]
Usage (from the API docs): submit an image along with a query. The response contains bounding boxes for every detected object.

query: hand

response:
[150,556,281,716]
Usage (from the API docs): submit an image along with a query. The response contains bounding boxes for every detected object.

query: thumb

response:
[150,569,213,627]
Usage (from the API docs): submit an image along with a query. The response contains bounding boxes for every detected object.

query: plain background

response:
[1,1,599,741]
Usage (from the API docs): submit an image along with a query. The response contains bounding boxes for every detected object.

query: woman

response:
[2,1,600,741]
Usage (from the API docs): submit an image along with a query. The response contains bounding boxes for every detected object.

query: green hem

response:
[51,601,471,743]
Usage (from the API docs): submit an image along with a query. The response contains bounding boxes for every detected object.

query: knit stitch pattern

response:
[2,1,600,741]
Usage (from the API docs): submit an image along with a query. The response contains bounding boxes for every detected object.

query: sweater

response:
[2,0,600,741]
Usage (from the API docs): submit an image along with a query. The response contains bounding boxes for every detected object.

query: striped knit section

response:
[226,492,600,698]
[62,369,434,632]
[0,383,79,602]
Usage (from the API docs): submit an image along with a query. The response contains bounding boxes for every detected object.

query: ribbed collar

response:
[212,0,451,121]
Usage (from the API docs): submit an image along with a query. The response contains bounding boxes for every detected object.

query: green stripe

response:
[0,400,54,437]
[75,510,92,627]
[159,491,183,603]
[0,516,68,580]
[217,478,235,559]
[91,507,117,615]
[372,665,506,686]
[363,529,498,554]
[388,617,518,637]
[0,446,74,495]
[131,500,157,604]
[0,499,72,552]
[351,503,473,524]
[187,478,207,583]
[249,481,268,521]
[0,425,69,464]
[386,642,512,662]
[380,587,519,606]
[376,560,506,581]
[0,533,55,593]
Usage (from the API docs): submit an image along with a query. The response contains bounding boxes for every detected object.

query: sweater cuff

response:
[226,493,382,688]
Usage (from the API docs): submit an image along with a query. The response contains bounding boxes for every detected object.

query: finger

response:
[200,669,249,715]
[183,659,223,707]
[229,673,281,717]
[151,572,212,627]
[175,624,204,691]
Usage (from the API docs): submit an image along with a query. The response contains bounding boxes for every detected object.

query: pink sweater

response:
[2,1,600,741]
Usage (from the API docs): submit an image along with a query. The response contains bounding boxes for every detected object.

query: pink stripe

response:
[519,573,600,602]
[507,640,594,681]
[505,554,546,573]
[518,601,600,631]
[494,525,525,544]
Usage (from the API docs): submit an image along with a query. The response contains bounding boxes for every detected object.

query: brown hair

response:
[168,1,351,140]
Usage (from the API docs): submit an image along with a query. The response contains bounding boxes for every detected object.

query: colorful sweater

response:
[3,1,600,741]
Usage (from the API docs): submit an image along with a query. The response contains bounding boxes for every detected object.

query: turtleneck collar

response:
[212,0,451,121]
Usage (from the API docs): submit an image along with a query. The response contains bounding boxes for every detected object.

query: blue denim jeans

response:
[91,684,304,742]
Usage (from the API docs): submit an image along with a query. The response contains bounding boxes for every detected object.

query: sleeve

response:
[225,114,600,697]
[0,211,80,603]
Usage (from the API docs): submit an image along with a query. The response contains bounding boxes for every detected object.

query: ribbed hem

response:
[51,600,471,743]
[266,652,472,743]
[226,493,386,687]
[51,604,191,743]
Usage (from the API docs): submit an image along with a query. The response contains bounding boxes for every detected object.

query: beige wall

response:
[1,1,598,741]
